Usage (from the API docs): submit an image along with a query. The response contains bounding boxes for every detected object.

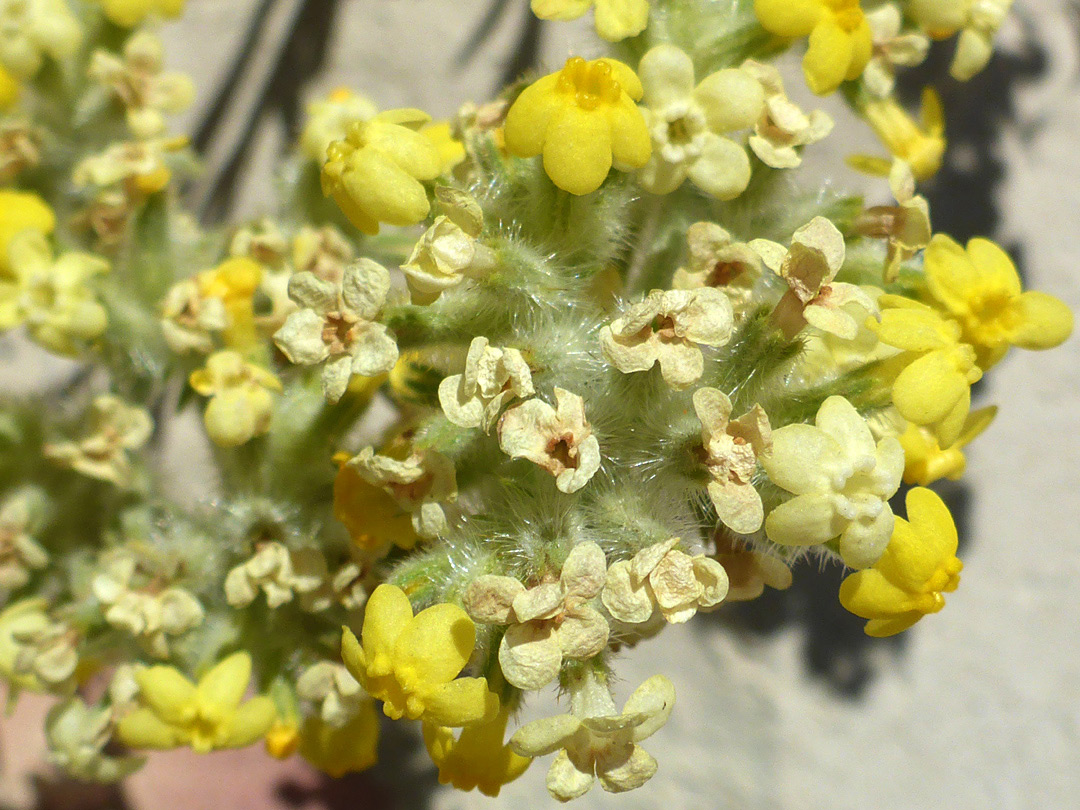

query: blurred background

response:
[1,1,1078,808]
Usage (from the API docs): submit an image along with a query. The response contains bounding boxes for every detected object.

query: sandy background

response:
[2,1,1079,808]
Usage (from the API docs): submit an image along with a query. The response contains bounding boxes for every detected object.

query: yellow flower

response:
[95,0,185,28]
[850,88,945,181]
[899,405,995,486]
[265,720,300,759]
[196,257,263,353]
[0,231,109,356]
[909,0,1013,81]
[300,87,378,164]
[503,56,650,196]
[420,121,466,175]
[869,295,982,447]
[923,234,1074,369]
[189,351,281,447]
[0,0,82,80]
[299,706,379,777]
[321,109,442,235]
[341,584,498,727]
[116,652,276,753]
[423,707,532,797]
[839,486,962,637]
[531,0,649,43]
[333,452,420,552]
[0,189,54,272]
[754,0,873,95]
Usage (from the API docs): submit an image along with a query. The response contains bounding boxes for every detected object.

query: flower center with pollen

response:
[322,311,357,354]
[556,57,622,111]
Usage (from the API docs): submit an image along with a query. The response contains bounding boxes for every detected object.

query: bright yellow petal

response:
[394,603,474,685]
[422,678,499,727]
[342,148,431,227]
[197,652,252,714]
[134,666,197,724]
[593,0,650,43]
[844,17,873,80]
[966,238,1022,297]
[361,585,414,673]
[116,708,186,749]
[1008,291,1073,350]
[504,74,562,158]
[754,0,822,37]
[924,234,981,316]
[221,696,277,748]
[803,18,854,95]
[892,350,967,426]
[607,99,651,170]
[531,0,592,22]
[542,106,613,195]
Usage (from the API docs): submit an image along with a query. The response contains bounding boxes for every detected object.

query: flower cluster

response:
[0,0,1071,804]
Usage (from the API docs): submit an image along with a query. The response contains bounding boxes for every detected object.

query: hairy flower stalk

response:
[0,0,1071,802]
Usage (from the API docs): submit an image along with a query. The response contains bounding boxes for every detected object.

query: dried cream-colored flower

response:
[88,31,194,139]
[602,538,728,624]
[463,542,609,690]
[45,396,153,487]
[600,288,733,389]
[91,554,203,659]
[510,671,675,801]
[273,259,398,402]
[438,336,534,432]
[229,219,289,270]
[346,446,457,539]
[713,531,793,602]
[855,159,931,282]
[752,216,877,340]
[160,277,228,354]
[45,697,144,783]
[296,662,367,728]
[694,387,772,534]
[672,222,762,315]
[0,489,48,591]
[402,187,496,304]
[863,4,930,98]
[0,600,78,693]
[224,542,328,610]
[498,389,601,494]
[742,60,833,169]
[292,224,354,283]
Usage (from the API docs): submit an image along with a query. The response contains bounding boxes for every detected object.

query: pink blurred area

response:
[0,694,324,810]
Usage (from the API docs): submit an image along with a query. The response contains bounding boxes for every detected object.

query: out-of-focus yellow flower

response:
[341,584,498,727]
[899,405,995,486]
[321,109,442,234]
[754,0,873,95]
[196,257,263,353]
[909,0,1012,81]
[0,0,82,80]
[531,0,649,42]
[850,88,945,181]
[73,137,187,196]
[189,351,281,447]
[503,56,650,196]
[265,720,300,759]
[95,0,185,28]
[300,87,378,164]
[423,706,532,797]
[333,452,420,552]
[0,189,54,272]
[840,486,962,636]
[923,234,1074,369]
[116,652,276,753]
[420,121,466,174]
[0,231,109,356]
[869,295,982,447]
[299,704,379,776]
